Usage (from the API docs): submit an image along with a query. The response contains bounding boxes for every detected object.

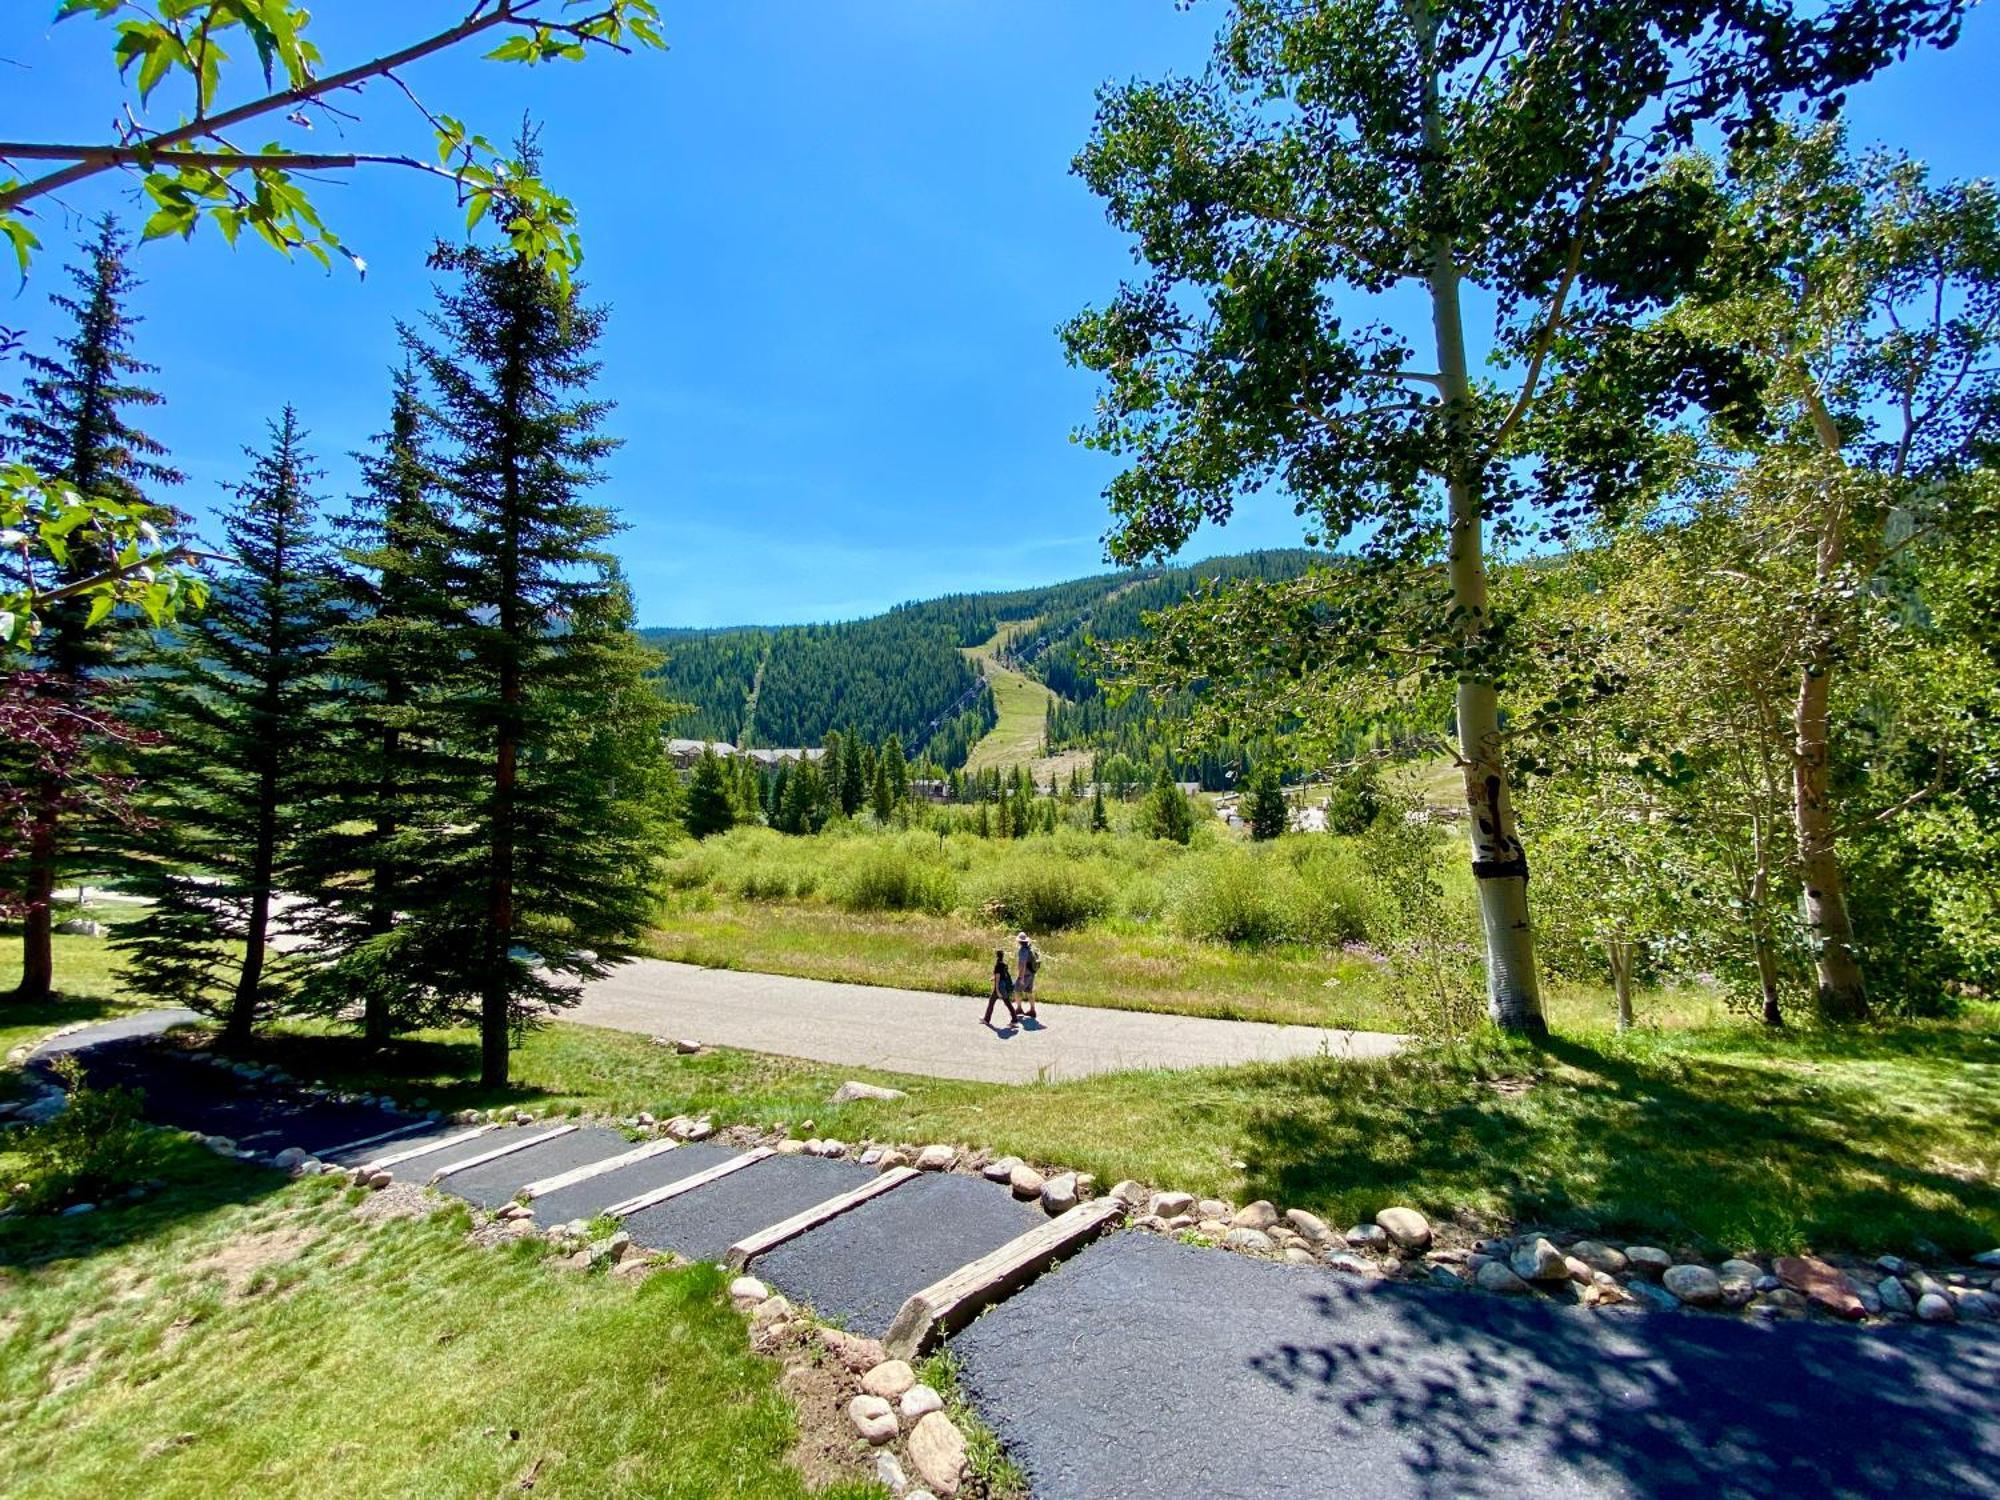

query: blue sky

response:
[5,3,1996,628]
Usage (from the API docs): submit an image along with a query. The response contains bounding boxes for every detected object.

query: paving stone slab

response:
[951,1232,2000,1500]
[532,1142,738,1225]
[755,1171,1048,1338]
[619,1153,871,1264]
[433,1127,635,1208]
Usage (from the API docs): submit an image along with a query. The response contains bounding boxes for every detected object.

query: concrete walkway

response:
[569,958,1401,1083]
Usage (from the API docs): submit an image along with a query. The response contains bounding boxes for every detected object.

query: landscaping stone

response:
[901,1383,944,1422]
[876,1452,911,1496]
[1916,1292,1957,1324]
[1627,1280,1681,1313]
[1232,1200,1280,1232]
[1196,1199,1231,1220]
[1009,1164,1045,1200]
[1474,1260,1532,1296]
[1224,1227,1275,1254]
[673,1039,702,1054]
[1430,1266,1466,1289]
[1969,1249,2000,1269]
[863,1360,917,1400]
[1877,1254,1914,1277]
[1041,1173,1079,1215]
[982,1156,1021,1183]
[1954,1289,1998,1322]
[847,1394,899,1446]
[916,1145,957,1172]
[1878,1276,1916,1317]
[1563,1257,1595,1285]
[1344,1223,1389,1251]
[908,1412,968,1498]
[1717,1259,1762,1306]
[877,1150,911,1171]
[1624,1246,1672,1279]
[729,1276,769,1305]
[1283,1208,1331,1241]
[1322,1252,1374,1276]
[1110,1180,1148,1209]
[1197,1219,1230,1238]
[1776,1255,1866,1321]
[1663,1264,1724,1307]
[1374,1206,1431,1251]
[821,1328,889,1374]
[1149,1191,1195,1219]
[1284,1247,1319,1267]
[831,1080,907,1104]
[1510,1236,1567,1283]
[751,1295,793,1326]
[774,1139,808,1156]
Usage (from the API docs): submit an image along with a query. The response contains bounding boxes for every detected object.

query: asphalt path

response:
[751,1169,1048,1337]
[570,958,1401,1083]
[951,1231,2000,1500]
[435,1126,634,1208]
[617,1151,872,1264]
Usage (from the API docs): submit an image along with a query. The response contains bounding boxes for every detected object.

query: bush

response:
[1281,840,1379,946]
[1323,764,1385,835]
[1166,848,1292,945]
[6,1056,156,1214]
[834,842,959,915]
[971,859,1112,931]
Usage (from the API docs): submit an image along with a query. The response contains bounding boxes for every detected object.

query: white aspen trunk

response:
[1417,4,1545,1037]
[1608,938,1634,1034]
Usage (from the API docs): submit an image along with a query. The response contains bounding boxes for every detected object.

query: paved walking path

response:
[25,1015,2000,1500]
[570,958,1401,1083]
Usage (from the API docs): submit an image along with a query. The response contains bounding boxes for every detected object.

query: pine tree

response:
[871,757,893,822]
[685,747,736,838]
[1090,783,1109,833]
[883,733,909,804]
[1142,765,1195,845]
[838,730,866,816]
[294,367,461,1043]
[115,410,336,1044]
[1247,768,1288,842]
[2,217,182,1002]
[409,187,651,1088]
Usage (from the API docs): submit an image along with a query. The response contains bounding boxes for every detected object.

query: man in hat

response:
[1013,931,1040,1021]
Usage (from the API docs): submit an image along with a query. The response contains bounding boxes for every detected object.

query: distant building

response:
[664,737,824,770]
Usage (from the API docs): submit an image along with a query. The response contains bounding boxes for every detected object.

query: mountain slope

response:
[639,548,1320,768]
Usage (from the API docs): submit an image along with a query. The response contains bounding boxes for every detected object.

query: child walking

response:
[983,949,1019,1029]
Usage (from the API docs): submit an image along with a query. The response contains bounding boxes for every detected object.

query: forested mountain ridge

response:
[640,549,1320,767]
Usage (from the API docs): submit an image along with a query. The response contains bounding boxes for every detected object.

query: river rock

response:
[1041,1173,1079,1215]
[1375,1206,1432,1251]
[901,1384,945,1422]
[1663,1264,1724,1307]
[1224,1227,1276,1254]
[916,1144,957,1172]
[821,1328,889,1374]
[729,1275,769,1305]
[982,1156,1021,1182]
[1475,1260,1533,1295]
[1345,1223,1390,1251]
[847,1395,898,1446]
[909,1412,968,1496]
[1232,1200,1280,1231]
[1284,1208,1331,1241]
[1624,1246,1672,1279]
[1878,1276,1916,1316]
[1149,1191,1195,1219]
[1510,1236,1568,1283]
[1568,1240,1628,1276]
[1916,1292,1957,1323]
[831,1080,907,1104]
[862,1360,916,1400]
[1009,1164,1045,1200]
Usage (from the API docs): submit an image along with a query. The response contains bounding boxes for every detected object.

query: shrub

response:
[972,860,1112,931]
[1323,764,1385,835]
[834,843,959,915]
[7,1056,156,1214]
[1166,848,1292,945]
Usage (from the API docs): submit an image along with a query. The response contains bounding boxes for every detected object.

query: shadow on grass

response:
[1236,1024,2000,1256]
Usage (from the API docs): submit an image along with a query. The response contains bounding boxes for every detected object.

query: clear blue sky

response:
[5,3,1996,627]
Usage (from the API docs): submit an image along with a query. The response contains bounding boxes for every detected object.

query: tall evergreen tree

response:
[409,197,655,1087]
[684,747,736,838]
[293,368,462,1043]
[1,218,182,1002]
[1090,782,1110,833]
[115,410,336,1044]
[1247,768,1288,841]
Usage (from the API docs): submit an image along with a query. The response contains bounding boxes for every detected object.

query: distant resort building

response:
[664,738,825,770]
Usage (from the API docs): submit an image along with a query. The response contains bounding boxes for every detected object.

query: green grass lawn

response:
[0,1137,884,1500]
[240,1005,2000,1261]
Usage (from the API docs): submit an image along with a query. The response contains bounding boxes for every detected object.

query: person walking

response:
[983,949,1018,1029]
[1014,931,1040,1021]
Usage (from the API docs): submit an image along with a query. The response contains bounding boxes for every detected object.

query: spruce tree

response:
[294,367,462,1043]
[1247,768,1288,842]
[2,217,182,1002]
[684,747,736,838]
[1142,765,1196,845]
[409,206,658,1086]
[1090,783,1109,833]
[883,734,909,804]
[115,410,337,1044]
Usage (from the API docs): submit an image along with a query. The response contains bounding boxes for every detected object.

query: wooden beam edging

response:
[318,1119,439,1162]
[603,1146,775,1219]
[883,1198,1124,1361]
[427,1124,577,1185]
[520,1137,680,1200]
[723,1166,920,1272]
[356,1123,496,1172]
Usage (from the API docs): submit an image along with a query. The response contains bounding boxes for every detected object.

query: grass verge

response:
[241,1007,2000,1260]
[0,1135,886,1500]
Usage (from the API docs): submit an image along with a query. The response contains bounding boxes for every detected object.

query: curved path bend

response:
[569,958,1401,1083]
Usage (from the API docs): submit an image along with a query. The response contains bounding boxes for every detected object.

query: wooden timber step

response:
[723,1166,920,1271]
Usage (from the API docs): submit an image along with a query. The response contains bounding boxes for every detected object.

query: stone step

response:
[533,1142,739,1226]
[754,1170,1054,1339]
[618,1152,871,1265]
[438,1126,638,1209]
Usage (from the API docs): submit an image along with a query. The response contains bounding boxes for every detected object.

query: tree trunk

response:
[1608,938,1634,1034]
[11,784,59,1003]
[362,725,400,1048]
[481,723,515,1088]
[1427,199,1546,1039]
[226,762,279,1048]
[1794,387,1869,1023]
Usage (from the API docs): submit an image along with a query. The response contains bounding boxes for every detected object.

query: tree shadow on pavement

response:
[1247,1270,2000,1499]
